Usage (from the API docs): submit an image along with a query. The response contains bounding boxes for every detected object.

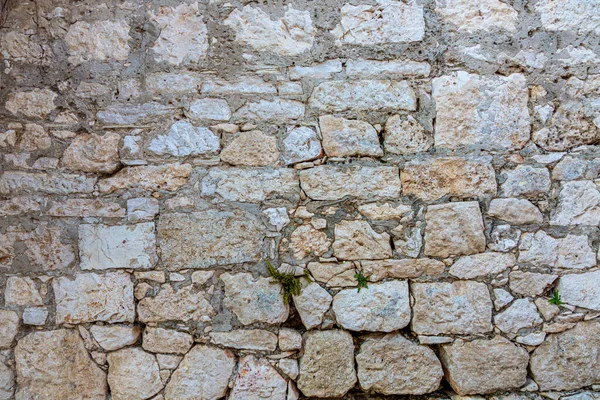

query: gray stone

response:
[293,282,332,330]
[137,284,214,323]
[557,270,600,311]
[0,171,96,195]
[22,307,48,326]
[188,98,231,121]
[488,198,544,224]
[551,180,600,226]
[0,361,13,400]
[361,258,446,281]
[0,310,18,349]
[500,166,551,197]
[494,298,543,334]
[281,127,322,165]
[347,59,431,78]
[148,121,220,157]
[209,329,278,351]
[509,271,558,296]
[127,198,159,222]
[233,98,305,121]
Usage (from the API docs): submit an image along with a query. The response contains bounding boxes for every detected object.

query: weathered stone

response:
[281,127,322,165]
[552,156,589,180]
[540,321,600,393]
[518,231,595,269]
[300,165,401,200]
[15,330,107,399]
[435,0,518,32]
[157,210,264,269]
[433,72,529,151]
[536,0,600,34]
[358,203,412,220]
[107,347,163,400]
[362,258,446,280]
[0,30,51,64]
[145,72,201,96]
[18,123,51,151]
[283,225,331,261]
[333,280,410,332]
[488,198,544,224]
[402,157,497,202]
[65,20,131,65]
[310,80,416,112]
[22,307,48,326]
[127,198,159,222]
[97,102,173,125]
[331,0,425,44]
[517,332,547,346]
[224,5,315,56]
[4,276,43,306]
[449,252,515,279]
[307,261,356,287]
[5,88,57,119]
[148,121,219,157]
[333,220,391,260]
[0,361,13,400]
[79,223,156,270]
[424,201,486,258]
[0,310,18,349]
[557,270,600,311]
[500,165,551,197]
[137,284,214,323]
[356,333,443,395]
[165,345,235,400]
[279,359,299,380]
[143,327,194,354]
[347,59,431,78]
[210,329,278,351]
[384,115,432,154]
[494,298,543,333]
[19,223,75,271]
[412,281,493,335]
[297,330,357,398]
[188,98,231,121]
[202,167,298,202]
[0,171,96,195]
[61,132,121,173]
[440,336,529,395]
[53,272,134,324]
[47,199,125,218]
[263,207,290,231]
[202,77,276,95]
[319,115,382,157]
[230,355,288,399]
[279,328,303,351]
[289,60,343,80]
[509,271,558,296]
[220,130,279,166]
[234,98,305,121]
[150,3,208,65]
[493,288,514,310]
[90,325,141,351]
[222,272,289,325]
[98,163,192,193]
[551,180,600,226]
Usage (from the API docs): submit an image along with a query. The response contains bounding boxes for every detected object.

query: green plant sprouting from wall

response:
[266,260,310,304]
[355,271,369,293]
[549,290,564,306]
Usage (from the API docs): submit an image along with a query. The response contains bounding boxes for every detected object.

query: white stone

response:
[279,359,299,380]
[98,163,192,193]
[449,252,515,279]
[333,280,410,332]
[433,72,530,151]
[516,332,546,346]
[558,270,600,311]
[289,60,343,80]
[224,5,316,56]
[65,20,131,65]
[222,272,289,325]
[509,271,557,297]
[53,272,134,324]
[22,307,48,326]
[79,223,156,270]
[384,115,432,154]
[165,345,235,400]
[263,208,290,231]
[90,325,141,351]
[494,299,543,333]
[230,355,288,399]
[210,329,278,351]
[148,121,220,157]
[143,327,193,355]
[551,180,600,226]
[347,59,431,78]
[281,127,322,165]
[552,156,589,180]
[279,328,303,351]
[0,171,95,195]
[536,0,600,34]
[518,231,596,269]
[201,77,276,95]
[127,198,159,222]
[188,98,231,121]
[146,72,202,95]
[307,261,356,287]
[150,2,208,65]
[319,115,383,157]
[47,199,125,218]
[299,165,401,200]
[107,347,163,400]
[4,276,43,307]
[293,282,332,330]
[233,98,305,121]
[331,0,425,44]
[358,203,412,220]
[97,102,173,125]
[310,80,416,112]
[361,259,446,280]
[435,0,518,32]
[493,288,514,310]
[137,284,214,323]
[393,226,422,258]
[5,88,57,119]
[412,281,493,335]
[0,310,19,349]
[333,220,392,260]
[488,198,543,224]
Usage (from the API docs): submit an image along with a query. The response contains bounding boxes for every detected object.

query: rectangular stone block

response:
[0,171,96,195]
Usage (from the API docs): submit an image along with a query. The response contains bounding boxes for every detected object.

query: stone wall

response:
[0,0,600,399]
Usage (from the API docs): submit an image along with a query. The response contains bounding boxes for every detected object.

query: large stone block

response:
[435,0,518,32]
[557,270,600,311]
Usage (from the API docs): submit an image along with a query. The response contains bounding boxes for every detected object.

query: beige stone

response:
[220,130,279,166]
[65,20,131,65]
[293,282,332,330]
[47,199,125,218]
[333,220,392,260]
[412,281,493,335]
[402,157,496,202]
[283,225,331,260]
[361,258,446,281]
[107,347,163,400]
[509,271,558,296]
[557,270,600,311]
[307,261,356,287]
[279,328,303,351]
[449,252,515,279]
[5,88,57,119]
[230,355,288,399]
[165,345,235,400]
[4,276,43,307]
[356,333,443,395]
[440,336,529,395]
[494,298,543,334]
[19,223,75,271]
[19,123,51,151]
[357,203,412,220]
[297,330,357,398]
[89,325,141,351]
[15,330,107,399]
[384,115,432,154]
[210,329,278,351]
[488,198,544,224]
[435,0,518,32]
[98,163,192,194]
[0,171,96,195]
[319,115,383,157]
[424,201,486,258]
[61,132,121,173]
[143,327,194,354]
[137,284,214,323]
[0,310,19,349]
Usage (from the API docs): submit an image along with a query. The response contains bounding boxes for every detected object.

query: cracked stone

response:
[333,220,392,260]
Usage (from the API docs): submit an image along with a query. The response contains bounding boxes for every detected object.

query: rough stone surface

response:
[307,261,356,287]
[319,115,382,157]
[449,252,515,279]
[293,282,332,330]
[220,130,279,166]
[298,330,357,398]
[500,166,551,197]
[557,270,600,311]
[362,259,446,280]
[143,327,194,354]
[0,311,19,349]
[90,325,141,351]
[65,20,131,65]
[62,132,121,173]
[230,355,288,399]
[356,333,443,395]
[137,284,214,323]
[5,88,57,119]
[384,115,432,154]
[440,336,529,395]
[333,220,392,260]
[107,347,163,400]
[333,280,410,332]
[98,163,192,193]
[210,329,277,351]
[488,198,544,224]
[0,361,13,400]
[15,330,107,399]
[435,0,518,32]
[494,298,543,333]
[4,276,43,307]
[281,127,322,165]
[148,121,220,157]
[551,180,600,226]
[424,202,486,258]
[412,281,493,335]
